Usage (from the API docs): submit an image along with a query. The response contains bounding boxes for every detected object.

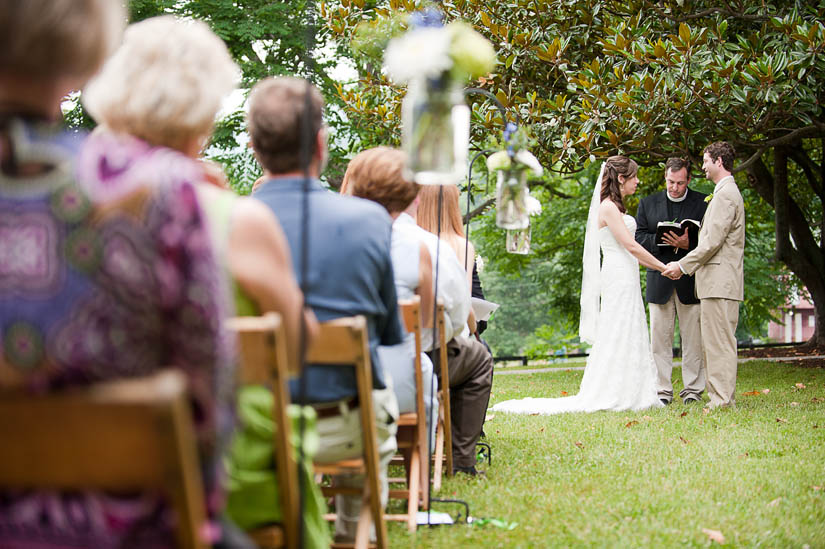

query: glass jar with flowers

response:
[384,10,496,185]
[486,125,544,230]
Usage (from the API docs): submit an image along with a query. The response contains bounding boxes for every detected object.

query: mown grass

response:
[386,360,825,547]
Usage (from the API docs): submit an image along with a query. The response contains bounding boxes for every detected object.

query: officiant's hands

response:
[661,262,683,280]
[661,230,689,250]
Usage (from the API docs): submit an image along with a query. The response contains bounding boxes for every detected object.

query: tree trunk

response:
[747,152,825,349]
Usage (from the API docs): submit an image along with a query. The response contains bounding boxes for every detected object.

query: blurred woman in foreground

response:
[0,1,239,546]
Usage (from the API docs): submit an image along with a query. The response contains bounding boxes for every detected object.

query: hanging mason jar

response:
[495,167,529,229]
[506,224,532,254]
[402,76,470,185]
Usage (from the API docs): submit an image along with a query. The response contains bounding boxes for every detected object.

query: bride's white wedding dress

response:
[493,215,662,414]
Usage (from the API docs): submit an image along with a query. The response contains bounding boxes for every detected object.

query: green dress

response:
[201,188,330,547]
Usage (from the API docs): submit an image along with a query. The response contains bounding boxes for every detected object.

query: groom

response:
[663,142,745,408]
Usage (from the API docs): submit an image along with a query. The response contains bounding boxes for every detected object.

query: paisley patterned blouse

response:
[0,119,234,548]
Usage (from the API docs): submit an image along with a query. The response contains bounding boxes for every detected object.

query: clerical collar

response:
[666,190,688,203]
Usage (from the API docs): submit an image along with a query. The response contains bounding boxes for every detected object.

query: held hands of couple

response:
[661,262,683,280]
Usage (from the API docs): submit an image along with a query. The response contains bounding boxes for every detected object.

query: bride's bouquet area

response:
[382,9,496,185]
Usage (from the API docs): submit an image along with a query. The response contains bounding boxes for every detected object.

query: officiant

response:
[635,157,708,405]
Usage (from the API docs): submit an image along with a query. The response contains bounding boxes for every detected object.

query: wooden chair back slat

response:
[437,303,453,477]
[395,296,429,525]
[0,370,207,549]
[227,313,300,549]
[309,315,388,549]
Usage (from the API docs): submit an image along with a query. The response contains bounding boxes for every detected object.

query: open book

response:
[656,219,700,248]
[471,297,500,322]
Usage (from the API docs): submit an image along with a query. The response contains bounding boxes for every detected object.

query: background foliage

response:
[322,0,824,352]
[65,0,823,355]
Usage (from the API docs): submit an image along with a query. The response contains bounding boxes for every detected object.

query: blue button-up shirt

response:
[252,176,403,403]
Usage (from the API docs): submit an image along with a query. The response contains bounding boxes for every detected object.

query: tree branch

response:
[463,198,495,223]
[788,147,824,198]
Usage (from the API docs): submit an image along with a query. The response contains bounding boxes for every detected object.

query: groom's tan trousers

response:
[649,290,704,402]
[699,297,740,407]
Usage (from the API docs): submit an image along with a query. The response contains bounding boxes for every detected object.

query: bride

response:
[493,156,672,414]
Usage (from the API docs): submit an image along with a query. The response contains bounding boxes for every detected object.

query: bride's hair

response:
[600,155,638,213]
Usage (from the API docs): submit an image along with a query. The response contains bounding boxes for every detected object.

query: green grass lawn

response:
[386,360,825,547]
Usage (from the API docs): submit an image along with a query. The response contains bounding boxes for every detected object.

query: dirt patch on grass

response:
[739,344,825,368]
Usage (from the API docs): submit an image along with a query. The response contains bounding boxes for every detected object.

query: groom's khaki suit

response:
[679,175,745,407]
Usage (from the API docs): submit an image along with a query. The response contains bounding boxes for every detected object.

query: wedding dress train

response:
[492,215,662,414]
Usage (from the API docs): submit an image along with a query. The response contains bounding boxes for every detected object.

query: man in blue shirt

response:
[248,76,402,542]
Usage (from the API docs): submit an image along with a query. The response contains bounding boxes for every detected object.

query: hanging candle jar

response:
[506,224,532,254]
[402,76,470,185]
[495,166,530,230]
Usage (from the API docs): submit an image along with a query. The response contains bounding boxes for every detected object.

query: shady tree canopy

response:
[324,0,825,348]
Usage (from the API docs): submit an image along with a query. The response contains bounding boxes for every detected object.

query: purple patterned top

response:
[0,120,234,548]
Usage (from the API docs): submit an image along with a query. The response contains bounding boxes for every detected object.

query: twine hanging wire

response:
[294,3,320,547]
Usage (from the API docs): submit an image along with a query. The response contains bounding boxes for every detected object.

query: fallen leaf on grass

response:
[538,427,545,433]
[625,420,639,428]
[680,411,688,417]
[642,415,652,421]
[795,383,806,389]
[738,452,749,458]
[791,402,799,407]
[469,517,518,530]
[776,417,788,423]
[813,486,822,491]
[702,407,710,415]
[485,414,495,421]
[743,390,761,396]
[702,528,725,544]
[812,397,824,403]
[762,389,771,394]
[679,436,689,444]
[574,441,584,449]
[560,391,568,396]
[767,497,782,507]
[529,413,540,416]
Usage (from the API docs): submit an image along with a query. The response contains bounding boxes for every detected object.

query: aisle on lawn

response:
[386,360,825,547]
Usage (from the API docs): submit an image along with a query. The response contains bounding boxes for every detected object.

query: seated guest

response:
[418,183,482,335]
[0,2,239,547]
[341,146,438,440]
[346,154,492,476]
[81,16,325,545]
[409,189,494,476]
[248,76,402,542]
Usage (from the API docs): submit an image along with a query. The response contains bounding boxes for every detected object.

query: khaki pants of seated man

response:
[649,290,705,402]
[700,298,740,407]
[314,388,399,541]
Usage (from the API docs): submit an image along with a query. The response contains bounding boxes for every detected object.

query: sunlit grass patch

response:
[386,360,825,547]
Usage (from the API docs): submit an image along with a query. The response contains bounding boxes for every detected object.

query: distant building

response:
[768,294,816,343]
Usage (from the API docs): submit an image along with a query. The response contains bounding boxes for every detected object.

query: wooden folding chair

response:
[226,313,300,549]
[432,302,453,491]
[310,316,388,549]
[0,370,208,549]
[386,296,428,530]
